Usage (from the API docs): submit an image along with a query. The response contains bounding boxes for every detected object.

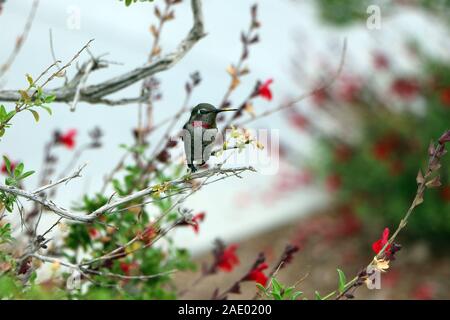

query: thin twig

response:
[33,163,87,194]
[237,38,347,126]
[0,0,40,80]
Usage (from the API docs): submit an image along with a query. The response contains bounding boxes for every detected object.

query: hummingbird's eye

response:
[199,109,208,115]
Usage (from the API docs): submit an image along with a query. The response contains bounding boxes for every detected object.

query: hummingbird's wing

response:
[201,128,218,164]
[182,122,193,164]
[182,122,218,166]
[181,122,187,141]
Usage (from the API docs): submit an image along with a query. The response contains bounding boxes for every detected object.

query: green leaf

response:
[29,109,40,122]
[39,105,52,115]
[272,292,282,300]
[26,74,34,87]
[19,170,35,180]
[0,105,6,119]
[14,163,24,178]
[271,278,282,294]
[44,95,56,103]
[315,291,323,300]
[291,291,303,300]
[5,177,16,186]
[2,156,11,175]
[255,283,267,293]
[5,110,16,122]
[283,286,294,298]
[18,90,30,102]
[125,0,132,6]
[0,223,12,244]
[337,268,347,294]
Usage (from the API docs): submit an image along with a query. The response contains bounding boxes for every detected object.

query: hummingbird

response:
[182,103,237,172]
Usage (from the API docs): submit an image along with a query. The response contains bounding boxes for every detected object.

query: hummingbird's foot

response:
[187,164,198,173]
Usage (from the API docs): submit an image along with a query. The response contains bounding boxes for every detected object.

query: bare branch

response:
[31,253,176,281]
[70,60,95,111]
[32,163,87,194]
[0,0,205,106]
[0,166,256,223]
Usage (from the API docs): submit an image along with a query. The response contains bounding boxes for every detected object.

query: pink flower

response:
[390,78,420,100]
[373,52,389,70]
[257,79,274,100]
[338,76,362,103]
[312,88,328,107]
[288,111,309,130]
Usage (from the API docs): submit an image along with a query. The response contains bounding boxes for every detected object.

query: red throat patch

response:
[193,121,210,128]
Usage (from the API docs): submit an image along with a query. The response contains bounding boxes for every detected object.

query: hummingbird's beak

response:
[215,108,238,113]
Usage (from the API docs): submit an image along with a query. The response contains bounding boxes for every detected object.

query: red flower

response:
[288,111,309,130]
[257,79,273,101]
[1,158,18,174]
[373,143,390,161]
[119,261,138,275]
[412,283,435,300]
[383,270,400,288]
[244,262,269,286]
[373,52,389,70]
[338,76,362,103]
[372,227,391,255]
[325,174,341,192]
[440,87,450,107]
[390,78,420,100]
[88,228,100,239]
[191,212,205,234]
[218,244,240,272]
[389,160,404,176]
[312,88,328,107]
[139,225,157,245]
[334,144,352,163]
[440,186,450,202]
[336,206,361,237]
[372,135,399,161]
[57,129,77,149]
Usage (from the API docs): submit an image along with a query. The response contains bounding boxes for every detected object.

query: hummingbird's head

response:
[189,103,237,126]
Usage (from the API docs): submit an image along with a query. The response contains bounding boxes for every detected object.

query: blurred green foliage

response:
[0,161,197,299]
[318,58,450,248]
[316,0,450,25]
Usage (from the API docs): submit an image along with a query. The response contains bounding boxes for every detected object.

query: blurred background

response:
[0,0,449,299]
